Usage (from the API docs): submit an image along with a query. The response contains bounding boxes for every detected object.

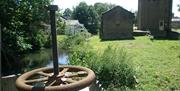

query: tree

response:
[63,8,72,19]
[57,10,66,34]
[94,3,116,18]
[0,0,51,75]
[178,4,180,11]
[94,3,109,17]
[86,6,100,34]
[72,2,99,34]
[72,2,89,26]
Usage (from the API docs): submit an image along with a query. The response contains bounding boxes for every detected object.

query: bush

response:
[69,45,94,67]
[31,30,48,50]
[59,31,91,50]
[69,46,136,89]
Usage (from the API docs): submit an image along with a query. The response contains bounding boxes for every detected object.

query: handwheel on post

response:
[16,65,95,91]
[16,5,96,91]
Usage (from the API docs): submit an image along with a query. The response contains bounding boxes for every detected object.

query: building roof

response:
[172,17,180,22]
[65,20,86,30]
[60,16,67,21]
[102,6,134,19]
[65,20,83,26]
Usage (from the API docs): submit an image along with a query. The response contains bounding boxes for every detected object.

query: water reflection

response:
[46,49,69,67]
[21,48,68,70]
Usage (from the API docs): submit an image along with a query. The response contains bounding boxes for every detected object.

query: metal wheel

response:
[16,65,95,91]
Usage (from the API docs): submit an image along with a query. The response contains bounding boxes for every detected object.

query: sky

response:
[53,0,180,17]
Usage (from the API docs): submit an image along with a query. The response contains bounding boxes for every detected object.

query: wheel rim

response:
[16,65,95,91]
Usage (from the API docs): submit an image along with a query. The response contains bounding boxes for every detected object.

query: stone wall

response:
[101,6,134,40]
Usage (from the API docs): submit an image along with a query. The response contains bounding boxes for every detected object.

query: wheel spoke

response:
[37,71,52,77]
[65,73,78,78]
[65,71,87,78]
[59,68,69,75]
[72,77,85,81]
[46,79,56,86]
[77,71,87,75]
[61,78,77,83]
[25,77,48,83]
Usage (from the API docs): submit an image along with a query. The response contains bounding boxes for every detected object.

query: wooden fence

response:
[1,75,19,91]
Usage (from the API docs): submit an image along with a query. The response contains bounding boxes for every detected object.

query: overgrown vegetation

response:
[58,35,180,90]
[60,34,136,90]
[70,46,136,89]
[88,36,180,91]
[59,31,91,50]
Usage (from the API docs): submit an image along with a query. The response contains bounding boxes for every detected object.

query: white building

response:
[171,17,180,29]
[65,20,87,35]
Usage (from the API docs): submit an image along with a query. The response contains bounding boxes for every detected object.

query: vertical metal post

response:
[49,5,59,75]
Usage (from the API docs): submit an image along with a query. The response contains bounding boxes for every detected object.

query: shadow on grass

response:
[100,37,135,42]
[153,31,180,40]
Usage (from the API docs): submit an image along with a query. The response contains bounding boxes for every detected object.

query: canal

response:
[21,48,68,72]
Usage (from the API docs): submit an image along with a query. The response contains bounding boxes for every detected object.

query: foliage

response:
[31,30,49,50]
[94,3,116,18]
[0,0,51,75]
[88,36,180,91]
[57,20,66,35]
[94,47,135,89]
[63,8,72,19]
[69,45,136,89]
[59,31,91,50]
[72,2,100,34]
[56,11,66,35]
[0,0,51,52]
[87,6,100,34]
[72,2,116,34]
[59,34,136,89]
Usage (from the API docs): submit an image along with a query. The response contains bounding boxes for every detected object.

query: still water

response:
[21,48,68,70]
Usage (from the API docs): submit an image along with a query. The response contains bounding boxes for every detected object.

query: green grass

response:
[172,29,180,33]
[88,36,180,91]
[57,35,180,90]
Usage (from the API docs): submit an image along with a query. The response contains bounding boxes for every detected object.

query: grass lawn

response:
[57,35,180,90]
[88,36,180,91]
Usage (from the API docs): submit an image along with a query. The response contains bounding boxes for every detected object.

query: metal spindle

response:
[49,5,59,75]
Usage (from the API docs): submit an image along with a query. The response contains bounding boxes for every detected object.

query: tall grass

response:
[69,45,136,89]
[60,33,136,90]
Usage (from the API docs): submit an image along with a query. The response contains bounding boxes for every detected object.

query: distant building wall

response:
[171,18,180,29]
[138,0,172,37]
[65,20,87,36]
[100,6,134,40]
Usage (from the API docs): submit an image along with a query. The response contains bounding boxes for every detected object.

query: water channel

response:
[21,48,69,71]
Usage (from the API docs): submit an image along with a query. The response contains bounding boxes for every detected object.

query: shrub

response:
[31,30,48,50]
[59,31,91,50]
[69,46,136,89]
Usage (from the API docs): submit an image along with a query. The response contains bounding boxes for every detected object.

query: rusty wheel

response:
[16,65,95,91]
